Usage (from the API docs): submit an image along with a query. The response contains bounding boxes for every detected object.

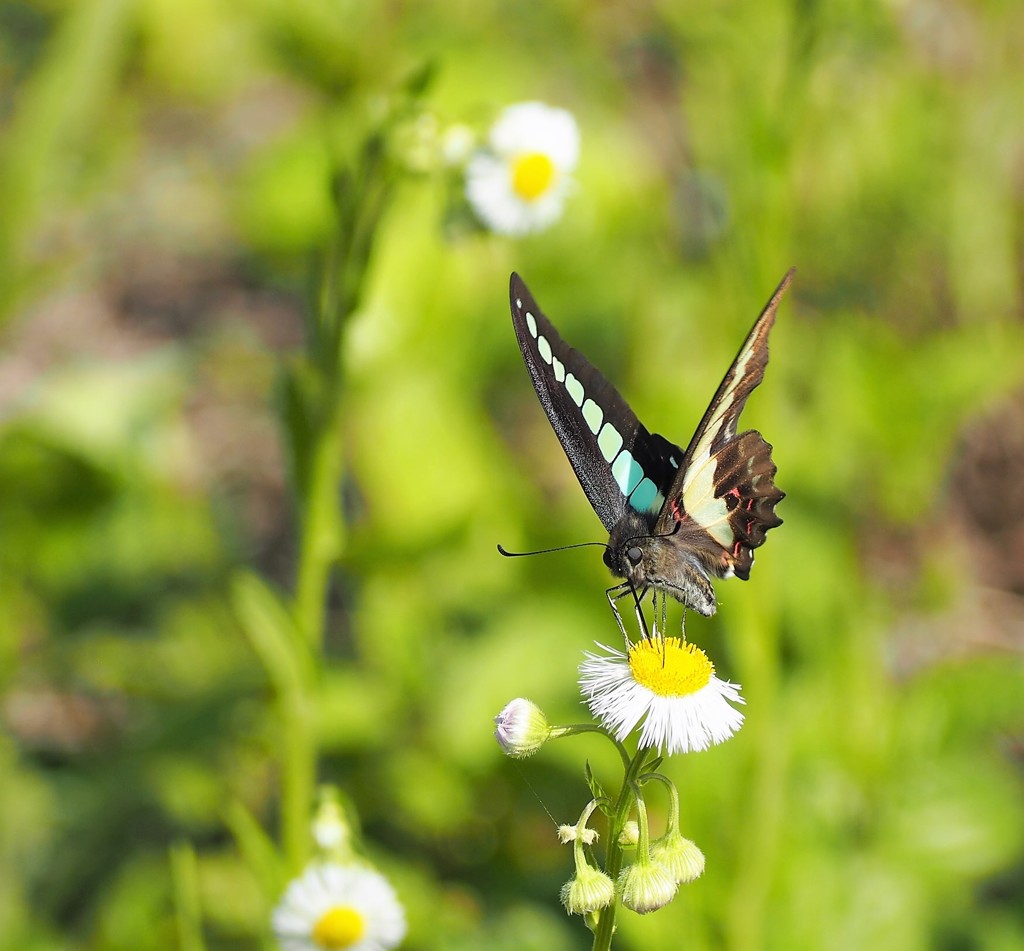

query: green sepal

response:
[643,756,664,777]
[585,761,613,816]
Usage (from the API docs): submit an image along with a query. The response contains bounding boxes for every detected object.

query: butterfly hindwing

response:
[509,274,682,531]
[657,269,793,576]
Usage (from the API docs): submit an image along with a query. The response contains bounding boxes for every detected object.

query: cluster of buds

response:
[494,698,707,921]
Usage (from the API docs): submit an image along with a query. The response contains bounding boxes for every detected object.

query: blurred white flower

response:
[579,637,745,755]
[465,101,579,235]
[440,123,475,166]
[311,789,352,860]
[272,863,405,951]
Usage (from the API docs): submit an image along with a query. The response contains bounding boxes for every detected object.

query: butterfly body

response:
[508,269,793,618]
[603,507,720,616]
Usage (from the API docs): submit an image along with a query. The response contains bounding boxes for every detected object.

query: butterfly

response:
[507,269,793,631]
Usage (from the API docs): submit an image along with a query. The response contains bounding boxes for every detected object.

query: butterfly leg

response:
[605,582,631,642]
[605,582,653,644]
[634,585,651,640]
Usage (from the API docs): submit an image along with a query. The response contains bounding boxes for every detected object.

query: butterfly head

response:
[604,510,719,617]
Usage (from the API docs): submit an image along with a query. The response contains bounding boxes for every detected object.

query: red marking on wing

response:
[670,498,684,521]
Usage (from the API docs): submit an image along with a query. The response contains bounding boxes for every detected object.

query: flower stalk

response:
[267,77,431,871]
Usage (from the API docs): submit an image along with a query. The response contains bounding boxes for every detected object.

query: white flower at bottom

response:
[465,101,579,236]
[272,863,406,951]
[579,638,744,755]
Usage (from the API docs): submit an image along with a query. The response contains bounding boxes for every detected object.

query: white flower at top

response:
[465,101,579,236]
[579,637,745,755]
[272,863,406,951]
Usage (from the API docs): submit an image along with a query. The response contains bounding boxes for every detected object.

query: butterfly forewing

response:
[657,269,793,575]
[509,274,683,531]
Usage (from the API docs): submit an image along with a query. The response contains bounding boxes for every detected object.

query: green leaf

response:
[232,570,312,697]
[223,799,285,901]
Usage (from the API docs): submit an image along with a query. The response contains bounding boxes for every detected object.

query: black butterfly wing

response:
[657,269,793,579]
[510,273,682,532]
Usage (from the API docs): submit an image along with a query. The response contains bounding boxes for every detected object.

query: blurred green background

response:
[1,1,1023,949]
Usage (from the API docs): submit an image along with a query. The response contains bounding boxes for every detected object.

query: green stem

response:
[293,399,345,650]
[552,724,631,770]
[591,747,654,951]
[281,688,315,870]
[640,770,680,834]
[285,383,344,865]
[169,841,205,951]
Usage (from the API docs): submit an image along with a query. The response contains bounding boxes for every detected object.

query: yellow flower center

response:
[628,637,713,697]
[312,906,366,949]
[511,152,556,201]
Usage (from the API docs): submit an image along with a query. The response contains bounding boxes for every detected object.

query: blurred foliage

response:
[1,0,1023,949]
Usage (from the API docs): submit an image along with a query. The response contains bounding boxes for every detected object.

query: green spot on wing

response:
[612,450,643,495]
[629,478,662,514]
[597,423,623,462]
[565,374,584,406]
[537,335,552,364]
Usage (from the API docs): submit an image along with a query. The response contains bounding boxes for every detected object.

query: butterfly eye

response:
[626,546,643,566]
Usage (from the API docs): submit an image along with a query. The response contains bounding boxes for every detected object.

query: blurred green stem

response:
[282,125,397,867]
[282,685,316,870]
[170,842,205,951]
[592,747,654,951]
[294,399,345,650]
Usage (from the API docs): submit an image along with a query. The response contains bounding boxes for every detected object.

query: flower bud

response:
[618,821,639,848]
[494,698,551,758]
[560,862,616,915]
[441,124,475,166]
[557,824,598,845]
[618,860,678,914]
[651,833,705,884]
[311,787,355,863]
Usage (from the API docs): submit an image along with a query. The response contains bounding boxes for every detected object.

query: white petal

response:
[489,101,579,170]
[579,643,745,756]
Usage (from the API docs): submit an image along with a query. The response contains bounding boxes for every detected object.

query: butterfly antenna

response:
[497,541,611,558]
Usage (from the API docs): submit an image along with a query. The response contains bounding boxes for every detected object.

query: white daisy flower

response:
[272,863,406,951]
[579,637,745,755]
[465,101,579,235]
